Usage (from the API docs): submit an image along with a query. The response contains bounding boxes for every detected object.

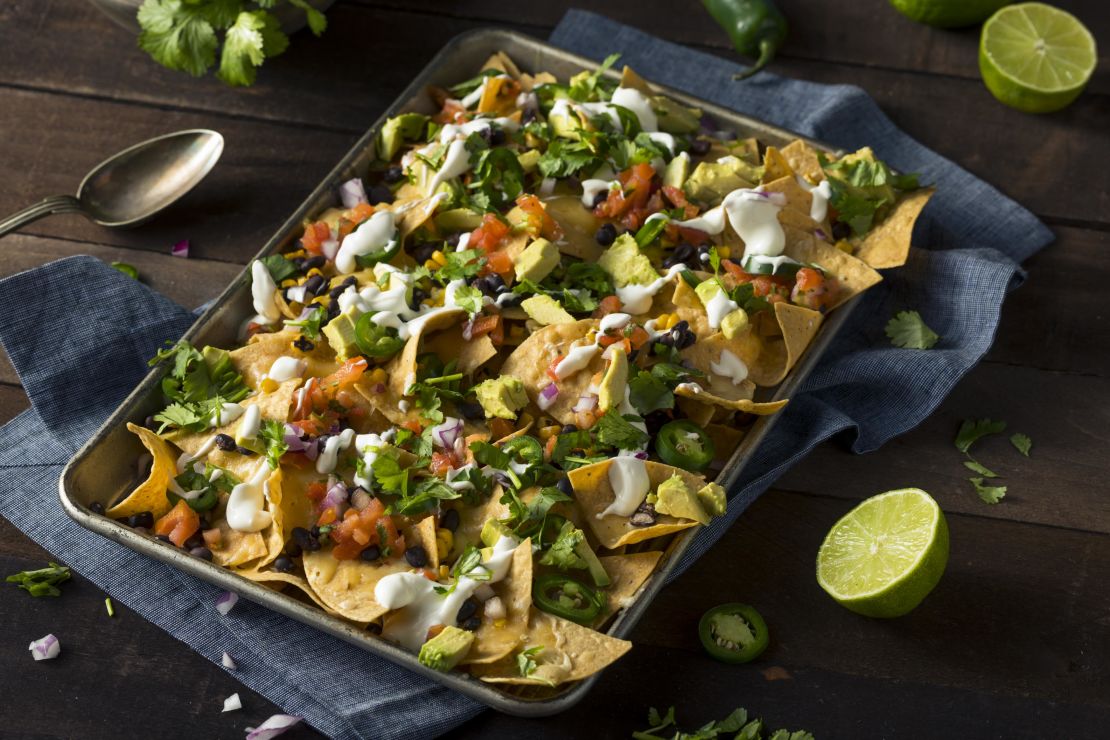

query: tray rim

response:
[58,25,858,717]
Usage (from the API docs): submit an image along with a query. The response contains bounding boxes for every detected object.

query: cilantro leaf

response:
[537,139,600,178]
[371,447,409,497]
[393,477,461,516]
[954,418,1006,454]
[218,10,287,87]
[260,253,298,284]
[885,311,939,349]
[567,52,620,102]
[538,520,587,571]
[432,249,485,284]
[469,440,511,470]
[821,151,919,237]
[963,459,998,478]
[516,645,543,678]
[970,477,1006,504]
[138,0,218,78]
[628,371,674,416]
[285,305,326,341]
[594,409,649,451]
[1010,433,1032,457]
[258,419,288,469]
[286,0,328,35]
[452,284,484,317]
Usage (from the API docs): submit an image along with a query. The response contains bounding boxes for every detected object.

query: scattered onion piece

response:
[222,693,242,713]
[572,393,597,413]
[221,652,238,670]
[339,178,368,209]
[215,591,239,616]
[171,239,190,258]
[538,383,559,410]
[245,714,302,739]
[29,634,60,661]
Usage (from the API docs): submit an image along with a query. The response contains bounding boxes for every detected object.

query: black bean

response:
[557,477,574,495]
[273,555,294,572]
[214,433,236,452]
[490,127,507,146]
[592,190,610,209]
[143,415,158,431]
[326,300,342,321]
[405,546,429,568]
[644,410,672,437]
[190,546,214,561]
[128,511,154,529]
[301,255,327,272]
[236,446,256,456]
[561,423,578,434]
[368,184,394,205]
[630,502,657,527]
[458,401,485,420]
[303,274,326,296]
[689,138,712,156]
[455,597,479,624]
[292,526,320,552]
[831,221,851,241]
[89,501,105,515]
[439,508,460,533]
[409,287,429,311]
[446,233,461,248]
[595,223,617,246]
[497,293,523,308]
[383,165,405,184]
[697,245,713,264]
[184,532,205,550]
[360,545,382,562]
[407,241,437,264]
[673,243,695,262]
[155,534,173,545]
[655,332,675,348]
[522,107,537,124]
[673,320,690,334]
[284,541,302,558]
[461,616,482,631]
[293,336,315,353]
[479,127,494,146]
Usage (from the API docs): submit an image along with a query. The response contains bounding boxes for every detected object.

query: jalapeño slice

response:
[656,420,715,471]
[698,603,769,664]
[741,254,803,278]
[532,574,604,624]
[353,236,401,268]
[354,313,405,358]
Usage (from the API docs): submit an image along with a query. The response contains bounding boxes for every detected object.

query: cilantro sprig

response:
[148,341,250,433]
[634,704,814,740]
[951,419,1031,505]
[137,0,327,87]
[6,563,72,598]
[885,311,940,349]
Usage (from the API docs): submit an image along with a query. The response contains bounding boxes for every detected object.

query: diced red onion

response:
[321,238,339,261]
[285,285,308,305]
[350,487,373,511]
[283,424,311,453]
[222,693,242,713]
[431,417,463,449]
[245,714,302,740]
[538,383,559,411]
[171,239,190,258]
[320,479,349,515]
[338,178,368,209]
[539,177,556,197]
[221,652,237,670]
[215,591,239,616]
[29,634,60,661]
[461,320,474,341]
[483,596,506,620]
[632,451,649,460]
[572,393,598,413]
[815,228,828,241]
[370,382,386,394]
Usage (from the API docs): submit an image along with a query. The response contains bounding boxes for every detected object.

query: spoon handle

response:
[0,195,84,238]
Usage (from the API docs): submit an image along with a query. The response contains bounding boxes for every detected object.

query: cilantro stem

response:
[424,373,464,385]
[105,597,115,618]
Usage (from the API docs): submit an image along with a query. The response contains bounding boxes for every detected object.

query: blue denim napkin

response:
[0,10,1052,740]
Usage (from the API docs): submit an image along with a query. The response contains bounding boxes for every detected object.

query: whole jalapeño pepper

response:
[701,0,789,80]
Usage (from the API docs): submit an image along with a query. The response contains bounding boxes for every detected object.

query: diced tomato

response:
[791,268,839,311]
[154,499,200,548]
[592,295,622,318]
[469,314,504,345]
[330,498,407,560]
[301,221,331,254]
[317,507,338,527]
[402,420,423,434]
[666,223,711,245]
[488,418,515,441]
[661,185,698,219]
[306,481,328,503]
[723,260,754,283]
[515,194,564,240]
[543,434,558,462]
[483,250,514,277]
[346,202,375,224]
[430,451,461,477]
[320,358,368,397]
[627,325,650,350]
[597,332,622,347]
[433,99,468,125]
[546,355,564,383]
[469,213,511,252]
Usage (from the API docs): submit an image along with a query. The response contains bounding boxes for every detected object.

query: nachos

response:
[109,51,928,693]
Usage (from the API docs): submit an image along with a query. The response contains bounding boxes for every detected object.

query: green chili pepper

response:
[702,0,788,80]
[698,603,769,663]
[111,261,140,279]
[656,420,715,471]
[532,573,605,624]
[355,313,405,358]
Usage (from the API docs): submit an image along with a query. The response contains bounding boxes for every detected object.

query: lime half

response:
[979,3,1097,113]
[889,0,1012,29]
[817,488,948,618]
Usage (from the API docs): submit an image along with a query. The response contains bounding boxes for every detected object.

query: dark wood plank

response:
[359,0,1110,94]
[0,382,29,427]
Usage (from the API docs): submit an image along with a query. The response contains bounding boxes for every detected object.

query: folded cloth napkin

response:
[0,10,1052,740]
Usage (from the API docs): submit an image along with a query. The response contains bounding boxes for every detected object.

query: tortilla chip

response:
[390,194,446,239]
[619,66,654,95]
[241,569,349,618]
[746,301,824,387]
[424,327,498,376]
[680,329,762,396]
[706,423,746,467]
[452,491,511,559]
[673,383,787,415]
[568,460,704,549]
[544,196,603,261]
[231,331,339,389]
[471,611,632,686]
[762,146,795,182]
[780,139,824,182]
[853,188,934,269]
[783,226,881,310]
[592,551,663,628]
[499,319,602,426]
[212,515,268,567]
[460,538,533,665]
[107,423,176,519]
[481,51,521,78]
[676,395,715,427]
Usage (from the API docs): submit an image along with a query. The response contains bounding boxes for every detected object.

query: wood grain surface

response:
[0,1,1107,738]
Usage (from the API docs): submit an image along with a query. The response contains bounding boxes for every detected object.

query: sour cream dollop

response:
[250,260,281,322]
[598,456,651,518]
[336,210,397,275]
[226,464,273,533]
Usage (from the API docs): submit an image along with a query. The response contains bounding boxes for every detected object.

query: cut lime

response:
[816,488,948,618]
[979,3,1097,113]
[889,0,1012,29]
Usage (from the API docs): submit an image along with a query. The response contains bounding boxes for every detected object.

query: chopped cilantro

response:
[1010,433,1032,457]
[451,284,484,317]
[516,645,543,678]
[147,340,249,433]
[634,704,813,740]
[258,419,288,469]
[970,477,1006,505]
[594,409,649,451]
[885,311,940,349]
[6,562,72,598]
[371,447,410,498]
[285,304,326,341]
[628,371,674,416]
[962,459,998,478]
[954,418,1006,454]
[259,253,299,284]
[538,520,587,571]
[820,151,918,237]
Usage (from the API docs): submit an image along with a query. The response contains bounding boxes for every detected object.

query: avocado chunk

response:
[434,208,483,232]
[481,519,515,548]
[654,473,710,525]
[473,376,529,421]
[514,238,561,283]
[719,308,749,339]
[663,151,690,190]
[201,346,231,376]
[597,347,628,413]
[694,278,723,306]
[548,103,582,140]
[517,149,541,174]
[598,234,660,288]
[683,158,759,207]
[574,534,611,588]
[418,625,474,672]
[827,147,896,205]
[322,306,362,362]
[651,95,701,134]
[377,113,429,161]
[697,482,727,518]
[522,294,576,325]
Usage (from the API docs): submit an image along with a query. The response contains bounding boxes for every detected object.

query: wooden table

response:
[1,1,1107,737]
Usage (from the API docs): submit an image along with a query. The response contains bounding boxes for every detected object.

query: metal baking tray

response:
[59,28,856,716]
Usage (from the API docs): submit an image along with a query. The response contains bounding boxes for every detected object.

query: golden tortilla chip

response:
[471,611,632,686]
[424,327,498,376]
[619,66,654,95]
[460,538,533,665]
[746,301,824,387]
[783,226,881,310]
[543,196,603,262]
[481,51,521,78]
[762,146,795,183]
[568,460,705,549]
[706,423,746,467]
[390,194,445,239]
[673,383,787,415]
[853,188,934,269]
[241,569,350,619]
[499,319,602,426]
[592,551,663,628]
[676,396,715,427]
[780,139,824,182]
[451,490,511,559]
[107,423,176,519]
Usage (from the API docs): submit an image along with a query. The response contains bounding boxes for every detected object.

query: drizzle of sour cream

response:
[796,176,833,222]
[711,348,749,385]
[267,356,307,383]
[675,188,787,260]
[237,404,261,442]
[336,210,397,275]
[580,179,621,208]
[250,260,281,322]
[226,462,273,533]
[316,428,356,475]
[616,263,688,315]
[704,287,740,330]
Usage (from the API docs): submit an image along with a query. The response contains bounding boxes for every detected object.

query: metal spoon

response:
[0,129,224,237]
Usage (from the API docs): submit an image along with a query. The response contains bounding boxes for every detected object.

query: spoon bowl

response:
[0,129,224,237]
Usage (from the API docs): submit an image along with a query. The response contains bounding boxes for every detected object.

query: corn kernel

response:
[439,565,450,579]
[370,367,387,384]
[311,295,331,306]
[431,250,447,266]
[665,314,679,330]
[424,259,438,270]
[717,246,732,259]
[260,378,279,393]
[835,239,853,253]
[494,619,507,628]
[280,278,297,288]
[307,267,324,278]
[538,424,560,441]
[285,249,306,259]
[436,538,449,561]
